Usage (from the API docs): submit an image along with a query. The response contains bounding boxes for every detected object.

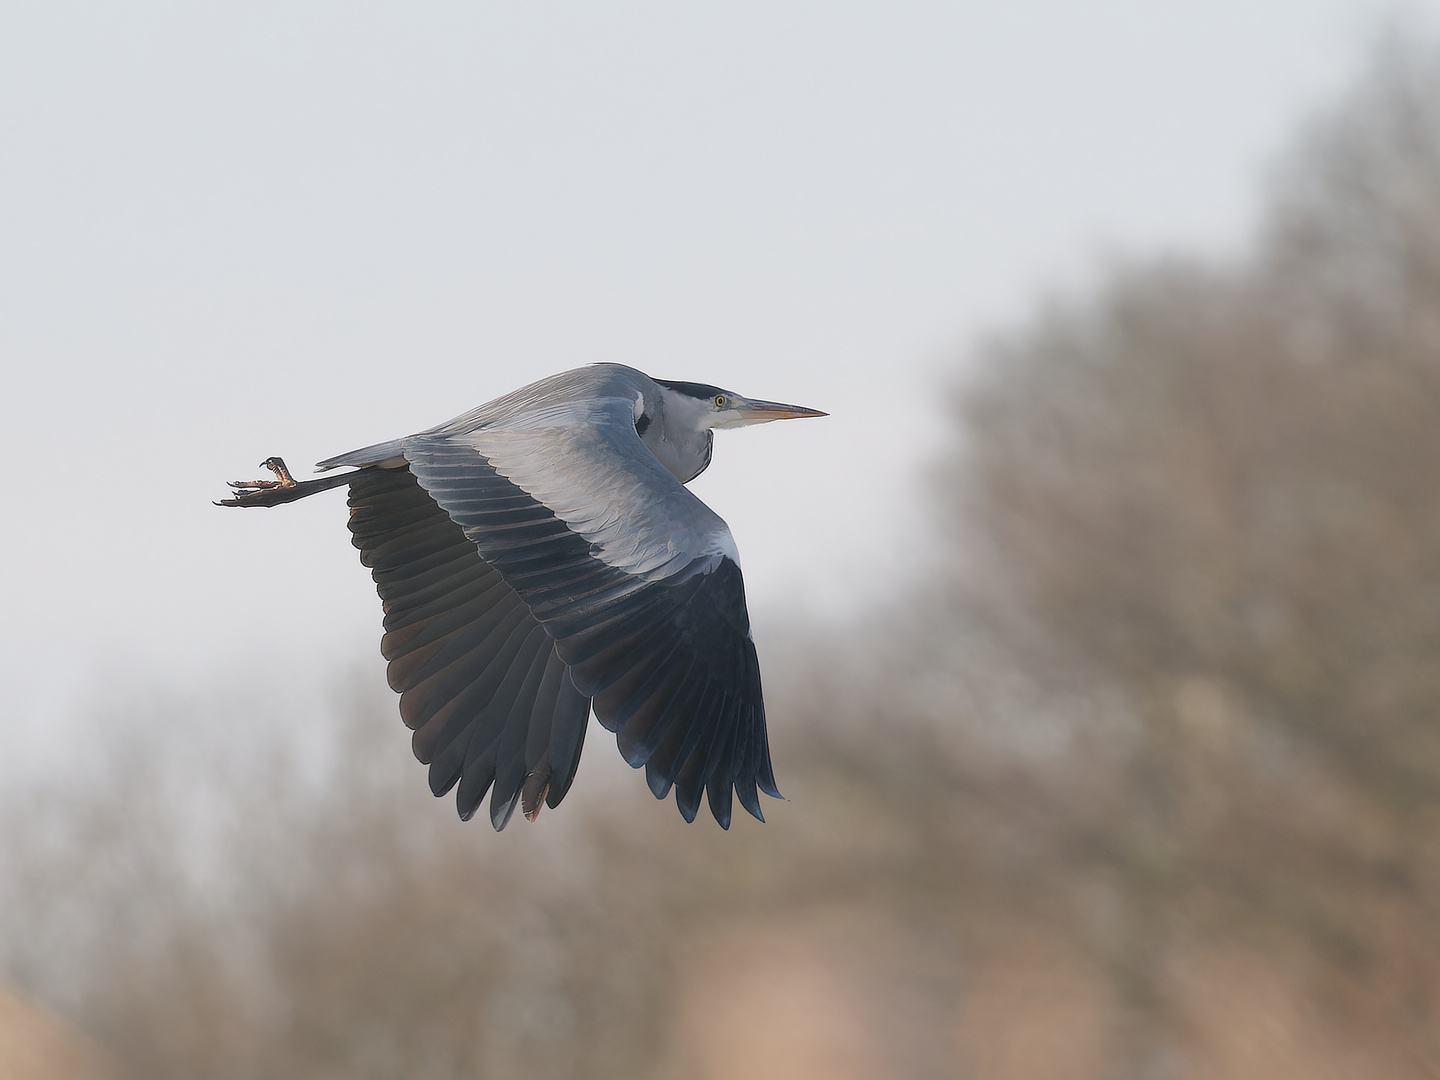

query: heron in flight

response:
[220,364,826,830]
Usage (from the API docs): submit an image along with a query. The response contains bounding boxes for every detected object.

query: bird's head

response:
[654,379,828,431]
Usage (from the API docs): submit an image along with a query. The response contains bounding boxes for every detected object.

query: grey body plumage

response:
[221,364,825,829]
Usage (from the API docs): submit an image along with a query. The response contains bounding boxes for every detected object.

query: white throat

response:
[644,386,717,483]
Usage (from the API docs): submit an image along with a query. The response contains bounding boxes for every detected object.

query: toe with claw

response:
[216,457,299,506]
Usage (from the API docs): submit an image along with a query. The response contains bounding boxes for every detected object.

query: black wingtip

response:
[735,776,764,822]
[646,761,673,799]
[490,789,520,831]
[757,754,782,800]
[706,782,734,830]
[456,777,489,823]
[676,788,701,823]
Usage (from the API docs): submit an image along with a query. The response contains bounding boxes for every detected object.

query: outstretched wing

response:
[346,465,590,830]
[402,385,779,827]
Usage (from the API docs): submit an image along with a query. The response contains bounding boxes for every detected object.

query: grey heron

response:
[220,363,826,830]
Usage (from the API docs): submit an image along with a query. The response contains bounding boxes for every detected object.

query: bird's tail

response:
[216,457,356,507]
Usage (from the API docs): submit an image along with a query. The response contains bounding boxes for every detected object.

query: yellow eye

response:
[714,395,727,408]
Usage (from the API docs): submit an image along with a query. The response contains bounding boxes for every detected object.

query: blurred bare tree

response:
[6,37,1440,1080]
[951,36,1440,1077]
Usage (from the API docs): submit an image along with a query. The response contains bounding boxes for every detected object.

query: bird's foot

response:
[216,457,299,506]
[237,457,297,489]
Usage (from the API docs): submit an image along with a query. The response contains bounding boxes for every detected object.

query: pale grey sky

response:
[0,1,1422,749]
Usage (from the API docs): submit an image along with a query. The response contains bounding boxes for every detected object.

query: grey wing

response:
[402,392,779,827]
[346,466,590,830]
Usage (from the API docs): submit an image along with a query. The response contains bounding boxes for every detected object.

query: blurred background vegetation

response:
[6,39,1440,1080]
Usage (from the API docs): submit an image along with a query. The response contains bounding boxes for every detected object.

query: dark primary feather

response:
[345,466,590,826]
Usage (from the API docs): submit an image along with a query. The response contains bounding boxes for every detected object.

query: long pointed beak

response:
[733,396,828,422]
